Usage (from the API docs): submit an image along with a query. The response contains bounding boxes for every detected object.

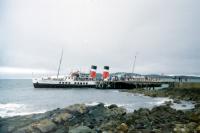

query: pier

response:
[96,80,175,89]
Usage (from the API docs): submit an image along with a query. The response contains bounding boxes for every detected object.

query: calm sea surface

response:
[0,79,194,118]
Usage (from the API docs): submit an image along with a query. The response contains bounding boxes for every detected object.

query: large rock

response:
[66,104,87,114]
[195,103,200,109]
[108,107,126,116]
[189,113,200,122]
[32,119,57,133]
[108,104,118,109]
[53,112,72,124]
[117,123,128,133]
[69,126,94,133]
[88,103,106,116]
[136,108,150,116]
[174,99,181,104]
[13,126,39,133]
[186,122,197,132]
[196,125,200,133]
[0,125,16,133]
[173,124,190,133]
[164,101,173,106]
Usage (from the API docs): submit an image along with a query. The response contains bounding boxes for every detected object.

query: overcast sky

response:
[0,0,200,77]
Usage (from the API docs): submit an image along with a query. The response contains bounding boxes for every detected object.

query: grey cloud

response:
[0,0,200,75]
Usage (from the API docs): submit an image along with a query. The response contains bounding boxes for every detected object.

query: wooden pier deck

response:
[96,81,174,89]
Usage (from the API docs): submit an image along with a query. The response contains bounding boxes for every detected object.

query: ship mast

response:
[132,53,138,74]
[57,49,63,79]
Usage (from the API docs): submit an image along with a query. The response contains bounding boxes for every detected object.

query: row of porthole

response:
[59,82,88,85]
[59,82,71,84]
[74,82,88,85]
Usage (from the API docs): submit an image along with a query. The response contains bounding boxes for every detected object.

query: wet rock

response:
[87,104,107,122]
[186,122,197,132]
[108,107,126,117]
[196,125,200,133]
[152,128,161,133]
[53,112,72,124]
[189,113,200,122]
[135,123,145,129]
[195,103,200,108]
[164,101,173,106]
[1,125,16,133]
[137,108,150,116]
[54,128,66,133]
[69,126,94,133]
[173,124,190,133]
[13,126,39,133]
[174,99,181,104]
[182,104,186,107]
[117,123,128,133]
[32,119,57,133]
[0,115,42,133]
[97,103,105,107]
[108,104,118,109]
[66,104,87,114]
[102,131,113,133]
[100,120,120,132]
[151,105,175,114]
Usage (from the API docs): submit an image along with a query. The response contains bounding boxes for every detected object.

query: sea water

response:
[0,79,194,118]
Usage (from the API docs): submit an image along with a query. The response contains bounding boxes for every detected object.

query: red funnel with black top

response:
[103,66,109,79]
[90,65,97,78]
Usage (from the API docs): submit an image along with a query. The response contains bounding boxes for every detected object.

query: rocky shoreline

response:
[1,87,200,133]
[121,86,200,102]
[1,103,200,133]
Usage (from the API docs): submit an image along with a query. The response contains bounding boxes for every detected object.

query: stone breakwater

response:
[1,102,200,133]
[122,87,200,102]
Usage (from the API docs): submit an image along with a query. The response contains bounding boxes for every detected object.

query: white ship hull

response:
[32,76,96,88]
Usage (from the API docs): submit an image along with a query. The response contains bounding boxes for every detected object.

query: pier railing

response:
[96,79,175,89]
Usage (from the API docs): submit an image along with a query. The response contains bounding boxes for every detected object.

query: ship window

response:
[74,82,76,84]
[86,82,88,85]
[77,82,79,85]
[83,82,85,85]
[69,82,70,84]
[59,82,61,84]
[80,82,82,85]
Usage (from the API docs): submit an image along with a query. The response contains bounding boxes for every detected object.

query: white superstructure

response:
[32,72,96,88]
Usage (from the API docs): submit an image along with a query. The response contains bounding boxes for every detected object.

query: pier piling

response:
[96,81,168,89]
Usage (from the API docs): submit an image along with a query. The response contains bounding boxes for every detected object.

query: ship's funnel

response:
[103,66,109,80]
[90,65,97,78]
